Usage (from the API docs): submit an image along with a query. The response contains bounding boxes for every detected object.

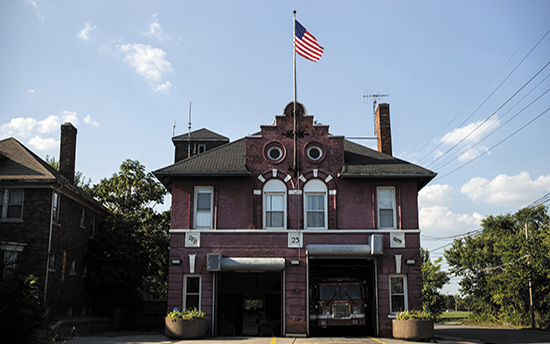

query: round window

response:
[267,146,283,161]
[307,146,323,160]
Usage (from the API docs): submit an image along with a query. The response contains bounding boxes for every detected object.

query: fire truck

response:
[309,278,368,328]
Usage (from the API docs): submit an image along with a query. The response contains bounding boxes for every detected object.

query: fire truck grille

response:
[332,303,350,318]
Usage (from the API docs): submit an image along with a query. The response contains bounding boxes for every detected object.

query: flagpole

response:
[293,10,297,176]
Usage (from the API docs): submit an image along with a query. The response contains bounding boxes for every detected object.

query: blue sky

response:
[1,1,549,295]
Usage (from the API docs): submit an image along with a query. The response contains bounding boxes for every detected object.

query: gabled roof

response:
[154,134,436,191]
[0,137,109,214]
[0,137,58,182]
[172,128,230,142]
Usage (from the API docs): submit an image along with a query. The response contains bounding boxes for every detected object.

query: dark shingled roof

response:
[0,137,58,182]
[172,128,230,141]
[0,137,109,213]
[155,138,250,177]
[154,135,436,191]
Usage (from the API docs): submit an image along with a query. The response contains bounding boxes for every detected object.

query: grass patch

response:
[439,311,471,322]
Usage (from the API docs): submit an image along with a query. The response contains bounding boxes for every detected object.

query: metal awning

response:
[307,234,383,258]
[219,257,286,272]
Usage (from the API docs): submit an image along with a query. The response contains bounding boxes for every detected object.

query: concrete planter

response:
[165,317,208,339]
[392,319,434,341]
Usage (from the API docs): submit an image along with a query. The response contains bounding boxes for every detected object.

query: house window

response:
[263,179,286,229]
[80,209,86,228]
[194,187,213,229]
[52,192,61,224]
[48,254,56,271]
[377,187,396,229]
[0,189,24,220]
[69,260,76,275]
[183,275,201,310]
[198,144,206,154]
[390,275,408,313]
[304,180,327,229]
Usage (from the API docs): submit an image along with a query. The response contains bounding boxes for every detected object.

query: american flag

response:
[294,20,324,62]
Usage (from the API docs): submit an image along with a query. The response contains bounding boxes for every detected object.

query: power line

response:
[433,106,550,182]
[405,4,547,157]
[419,26,550,165]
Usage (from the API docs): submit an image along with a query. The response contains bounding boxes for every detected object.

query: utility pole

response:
[526,223,535,329]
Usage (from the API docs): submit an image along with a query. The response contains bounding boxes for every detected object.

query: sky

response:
[1,0,549,296]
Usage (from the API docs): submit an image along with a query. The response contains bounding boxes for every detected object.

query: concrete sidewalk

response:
[67,332,483,344]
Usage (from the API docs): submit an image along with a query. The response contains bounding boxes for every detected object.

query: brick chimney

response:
[376,103,392,156]
[59,122,77,184]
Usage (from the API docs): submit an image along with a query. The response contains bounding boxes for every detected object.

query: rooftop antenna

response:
[173,120,176,137]
[363,91,389,136]
[187,102,192,158]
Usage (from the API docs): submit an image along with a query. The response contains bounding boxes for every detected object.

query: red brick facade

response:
[155,102,435,337]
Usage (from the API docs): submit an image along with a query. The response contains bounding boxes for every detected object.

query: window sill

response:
[388,314,397,319]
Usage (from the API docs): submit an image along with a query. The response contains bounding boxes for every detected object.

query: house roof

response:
[172,128,230,142]
[154,134,436,191]
[0,137,109,214]
[0,137,58,182]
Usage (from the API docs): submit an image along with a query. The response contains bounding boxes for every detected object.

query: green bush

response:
[0,274,53,344]
[396,309,433,320]
[166,307,205,321]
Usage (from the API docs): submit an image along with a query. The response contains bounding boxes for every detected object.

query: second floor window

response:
[377,187,396,229]
[194,187,213,229]
[263,179,286,229]
[1,189,24,220]
[304,180,327,230]
[52,192,60,224]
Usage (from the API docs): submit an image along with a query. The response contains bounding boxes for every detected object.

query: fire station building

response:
[154,102,436,337]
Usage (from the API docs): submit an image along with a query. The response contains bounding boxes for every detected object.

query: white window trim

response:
[183,274,202,311]
[304,179,328,230]
[389,274,408,314]
[377,186,396,229]
[194,187,213,229]
[263,180,287,230]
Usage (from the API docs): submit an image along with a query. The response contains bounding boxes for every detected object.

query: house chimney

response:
[60,122,77,184]
[376,103,392,156]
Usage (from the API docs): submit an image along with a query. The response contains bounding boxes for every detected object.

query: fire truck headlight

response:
[353,306,362,315]
[322,307,331,315]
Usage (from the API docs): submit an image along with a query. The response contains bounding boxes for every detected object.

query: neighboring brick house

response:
[154,102,436,337]
[0,123,108,318]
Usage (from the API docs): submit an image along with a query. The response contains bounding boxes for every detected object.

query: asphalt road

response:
[435,323,550,344]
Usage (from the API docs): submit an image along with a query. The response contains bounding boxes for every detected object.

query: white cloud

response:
[420,205,484,237]
[28,136,59,150]
[26,0,45,22]
[27,89,35,94]
[140,14,172,42]
[78,22,97,40]
[154,81,172,93]
[0,112,79,140]
[461,172,550,207]
[84,115,100,127]
[118,43,173,91]
[439,117,499,162]
[419,184,455,207]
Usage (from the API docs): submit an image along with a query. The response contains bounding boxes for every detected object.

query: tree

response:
[421,248,450,315]
[445,205,550,328]
[87,160,170,313]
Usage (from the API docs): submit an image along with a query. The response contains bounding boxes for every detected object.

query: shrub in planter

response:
[393,310,434,341]
[165,308,207,339]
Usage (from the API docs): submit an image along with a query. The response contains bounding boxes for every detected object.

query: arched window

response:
[263,180,286,229]
[304,179,327,230]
